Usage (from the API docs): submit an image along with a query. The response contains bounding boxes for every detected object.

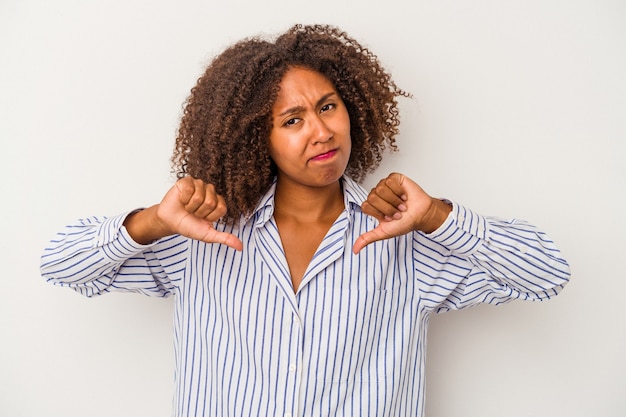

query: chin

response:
[316,171,345,187]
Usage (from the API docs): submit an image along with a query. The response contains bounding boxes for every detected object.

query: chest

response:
[276,219,336,291]
[181,224,414,314]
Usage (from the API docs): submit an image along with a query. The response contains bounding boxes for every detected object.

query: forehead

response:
[273,67,337,105]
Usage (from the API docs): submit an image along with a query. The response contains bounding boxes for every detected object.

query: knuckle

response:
[387,172,403,185]
[203,196,217,209]
[178,180,194,194]
[215,206,227,218]
[189,193,204,206]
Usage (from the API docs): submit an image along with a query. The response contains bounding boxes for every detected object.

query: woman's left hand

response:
[352,172,452,253]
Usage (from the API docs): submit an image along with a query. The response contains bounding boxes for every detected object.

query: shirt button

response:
[285,413,292,417]
[289,364,297,372]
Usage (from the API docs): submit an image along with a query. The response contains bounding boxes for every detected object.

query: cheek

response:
[267,140,277,160]
[267,136,292,167]
[267,133,282,161]
[337,109,351,135]
[270,131,303,154]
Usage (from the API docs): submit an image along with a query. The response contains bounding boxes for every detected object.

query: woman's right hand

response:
[124,177,244,251]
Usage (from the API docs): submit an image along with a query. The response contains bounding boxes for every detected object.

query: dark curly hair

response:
[172,24,409,223]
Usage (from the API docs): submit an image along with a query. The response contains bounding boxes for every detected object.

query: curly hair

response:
[172,24,409,223]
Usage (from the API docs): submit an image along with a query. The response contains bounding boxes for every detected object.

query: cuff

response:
[426,201,489,255]
[93,210,153,262]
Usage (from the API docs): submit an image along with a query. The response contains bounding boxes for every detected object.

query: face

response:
[268,67,351,190]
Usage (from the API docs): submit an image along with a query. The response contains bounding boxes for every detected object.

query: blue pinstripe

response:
[40,176,570,417]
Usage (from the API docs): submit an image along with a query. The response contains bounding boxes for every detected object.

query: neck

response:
[274,178,344,223]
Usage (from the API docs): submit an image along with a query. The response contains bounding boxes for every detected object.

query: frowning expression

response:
[268,67,351,189]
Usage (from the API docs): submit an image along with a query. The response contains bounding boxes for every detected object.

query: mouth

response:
[310,149,338,162]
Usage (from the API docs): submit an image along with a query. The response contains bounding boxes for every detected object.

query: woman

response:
[41,24,570,417]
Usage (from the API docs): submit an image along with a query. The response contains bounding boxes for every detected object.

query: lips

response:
[310,149,338,161]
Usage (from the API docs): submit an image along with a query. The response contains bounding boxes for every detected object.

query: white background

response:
[1,0,624,416]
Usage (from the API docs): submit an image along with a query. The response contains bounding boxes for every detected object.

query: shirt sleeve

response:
[40,212,189,298]
[414,202,571,313]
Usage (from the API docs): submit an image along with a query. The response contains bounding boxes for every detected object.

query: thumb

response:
[352,227,390,254]
[200,228,244,252]
[178,215,244,251]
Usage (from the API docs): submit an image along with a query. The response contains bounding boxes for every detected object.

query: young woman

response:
[41,24,570,417]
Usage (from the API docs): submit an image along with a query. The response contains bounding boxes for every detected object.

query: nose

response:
[310,114,332,144]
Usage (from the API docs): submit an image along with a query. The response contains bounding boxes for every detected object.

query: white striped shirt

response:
[40,176,570,417]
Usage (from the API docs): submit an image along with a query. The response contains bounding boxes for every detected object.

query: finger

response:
[385,173,409,201]
[365,192,406,219]
[191,186,224,220]
[185,179,218,214]
[199,228,244,252]
[177,215,243,251]
[377,175,408,208]
[199,194,228,223]
[361,200,394,222]
[352,228,388,254]
[175,177,196,205]
[364,180,407,219]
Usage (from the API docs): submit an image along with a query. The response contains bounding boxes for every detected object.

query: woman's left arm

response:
[353,172,571,305]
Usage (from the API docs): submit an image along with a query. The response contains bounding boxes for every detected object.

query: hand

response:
[352,173,451,254]
[125,177,243,251]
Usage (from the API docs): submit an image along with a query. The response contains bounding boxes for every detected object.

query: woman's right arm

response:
[40,212,189,297]
[40,177,243,297]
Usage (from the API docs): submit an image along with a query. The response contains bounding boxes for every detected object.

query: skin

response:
[123,68,452,290]
[268,67,352,290]
[268,67,352,194]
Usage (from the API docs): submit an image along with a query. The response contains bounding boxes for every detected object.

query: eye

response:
[284,117,301,127]
[320,103,335,113]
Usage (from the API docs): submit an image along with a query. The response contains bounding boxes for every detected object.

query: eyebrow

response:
[276,92,337,118]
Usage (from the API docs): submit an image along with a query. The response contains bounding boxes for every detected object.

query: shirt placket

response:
[282,310,304,417]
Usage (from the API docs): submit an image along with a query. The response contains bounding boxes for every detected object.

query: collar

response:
[244,176,367,228]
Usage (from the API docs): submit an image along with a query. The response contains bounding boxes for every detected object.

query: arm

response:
[40,213,188,297]
[353,173,570,309]
[40,177,243,297]
[414,202,570,311]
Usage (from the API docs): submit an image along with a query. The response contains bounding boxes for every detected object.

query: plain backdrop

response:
[1,0,624,416]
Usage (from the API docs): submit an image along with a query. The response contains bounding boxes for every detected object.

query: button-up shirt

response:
[40,176,570,417]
